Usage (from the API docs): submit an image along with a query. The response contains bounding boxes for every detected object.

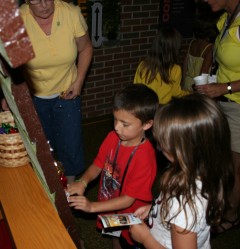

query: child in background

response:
[67,84,159,249]
[134,26,189,105]
[181,8,220,91]
[130,94,234,249]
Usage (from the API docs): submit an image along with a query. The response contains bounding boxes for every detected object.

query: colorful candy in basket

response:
[0,111,29,167]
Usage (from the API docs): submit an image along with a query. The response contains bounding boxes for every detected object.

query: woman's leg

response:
[212,102,240,233]
[226,151,240,219]
[53,96,85,181]
[32,96,55,148]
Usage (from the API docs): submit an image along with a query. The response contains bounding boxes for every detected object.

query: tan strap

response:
[200,43,212,57]
[187,39,195,55]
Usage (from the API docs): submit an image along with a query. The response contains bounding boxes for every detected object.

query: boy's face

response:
[113,109,151,146]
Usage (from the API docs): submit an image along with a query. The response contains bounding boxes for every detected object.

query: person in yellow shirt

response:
[134,26,189,105]
[19,0,93,183]
[196,0,240,234]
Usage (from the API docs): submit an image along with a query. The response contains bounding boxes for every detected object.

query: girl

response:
[130,94,234,249]
[134,26,189,104]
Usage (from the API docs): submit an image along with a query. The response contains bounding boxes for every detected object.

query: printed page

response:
[98,213,142,228]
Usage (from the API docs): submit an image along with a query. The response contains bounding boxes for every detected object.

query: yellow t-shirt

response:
[20,0,87,96]
[216,13,240,103]
[134,62,189,104]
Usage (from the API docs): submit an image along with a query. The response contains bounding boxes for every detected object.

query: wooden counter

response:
[0,164,77,249]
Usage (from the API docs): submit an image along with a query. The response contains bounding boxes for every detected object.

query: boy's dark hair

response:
[113,84,159,124]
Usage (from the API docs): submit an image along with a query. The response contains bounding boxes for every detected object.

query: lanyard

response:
[211,1,240,75]
[112,137,145,194]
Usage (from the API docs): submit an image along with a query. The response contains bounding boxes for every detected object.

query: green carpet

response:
[74,115,240,249]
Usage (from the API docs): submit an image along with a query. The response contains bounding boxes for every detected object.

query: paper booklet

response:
[98,213,142,228]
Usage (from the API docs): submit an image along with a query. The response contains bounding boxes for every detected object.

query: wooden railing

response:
[0,164,77,249]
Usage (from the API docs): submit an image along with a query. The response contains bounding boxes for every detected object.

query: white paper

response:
[98,213,142,228]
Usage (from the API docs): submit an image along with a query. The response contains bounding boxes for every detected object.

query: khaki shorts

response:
[219,101,240,153]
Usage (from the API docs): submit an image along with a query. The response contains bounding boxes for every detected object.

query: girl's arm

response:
[172,65,190,96]
[67,163,102,196]
[130,223,197,249]
[68,194,135,212]
[171,224,197,249]
[130,223,165,249]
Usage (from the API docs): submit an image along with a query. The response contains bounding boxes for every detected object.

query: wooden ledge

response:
[0,164,76,249]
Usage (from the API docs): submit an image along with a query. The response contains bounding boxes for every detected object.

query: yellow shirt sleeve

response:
[133,62,189,104]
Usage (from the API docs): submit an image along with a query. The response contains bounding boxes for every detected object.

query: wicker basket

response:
[0,111,15,127]
[0,111,29,167]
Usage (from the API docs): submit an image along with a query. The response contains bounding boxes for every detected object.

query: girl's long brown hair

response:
[139,26,181,85]
[153,94,234,230]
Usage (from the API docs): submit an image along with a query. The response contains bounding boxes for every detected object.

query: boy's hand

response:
[67,181,86,196]
[68,195,92,212]
[1,98,10,111]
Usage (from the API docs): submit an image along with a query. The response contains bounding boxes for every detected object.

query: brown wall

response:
[81,0,191,119]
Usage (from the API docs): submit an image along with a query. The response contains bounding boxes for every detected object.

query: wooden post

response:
[0,0,82,248]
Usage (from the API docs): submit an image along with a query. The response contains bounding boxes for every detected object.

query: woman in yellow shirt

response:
[134,26,189,105]
[196,0,240,234]
[20,0,93,183]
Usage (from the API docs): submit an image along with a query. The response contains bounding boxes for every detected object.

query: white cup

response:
[207,74,217,84]
[193,75,208,85]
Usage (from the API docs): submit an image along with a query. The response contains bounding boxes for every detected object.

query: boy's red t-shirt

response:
[94,131,157,244]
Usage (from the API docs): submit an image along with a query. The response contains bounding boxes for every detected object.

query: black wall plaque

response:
[159,0,196,38]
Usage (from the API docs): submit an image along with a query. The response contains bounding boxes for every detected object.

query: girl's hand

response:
[68,195,92,212]
[134,204,152,220]
[67,181,86,196]
[130,223,151,244]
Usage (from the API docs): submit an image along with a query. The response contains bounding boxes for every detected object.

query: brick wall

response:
[81,0,192,119]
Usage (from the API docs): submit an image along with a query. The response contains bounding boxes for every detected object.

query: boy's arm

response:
[68,194,135,213]
[67,163,102,195]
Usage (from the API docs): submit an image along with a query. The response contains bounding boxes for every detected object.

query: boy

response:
[67,84,159,249]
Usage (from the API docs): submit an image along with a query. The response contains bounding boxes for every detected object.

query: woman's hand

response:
[61,81,82,100]
[195,83,227,98]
